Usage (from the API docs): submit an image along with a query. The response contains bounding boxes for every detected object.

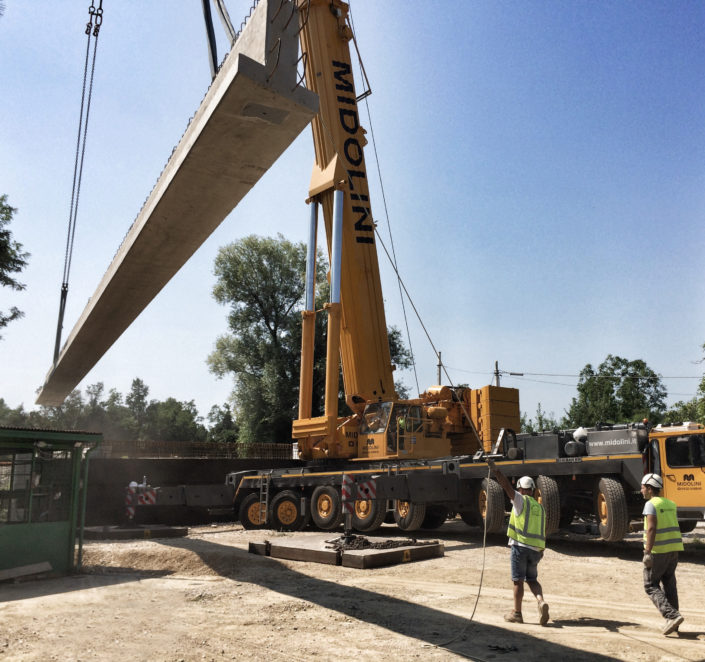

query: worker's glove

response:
[642,553,653,569]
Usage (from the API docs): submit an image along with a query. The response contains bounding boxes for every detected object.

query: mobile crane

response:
[261,0,518,525]
[289,0,517,467]
[57,0,699,541]
[226,0,705,539]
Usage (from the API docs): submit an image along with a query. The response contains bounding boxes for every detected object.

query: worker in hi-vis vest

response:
[488,460,550,626]
[640,473,684,635]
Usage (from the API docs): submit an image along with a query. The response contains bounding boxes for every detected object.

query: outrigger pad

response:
[37,0,317,406]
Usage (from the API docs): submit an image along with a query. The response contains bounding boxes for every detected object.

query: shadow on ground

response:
[0,569,170,603]
[152,535,618,662]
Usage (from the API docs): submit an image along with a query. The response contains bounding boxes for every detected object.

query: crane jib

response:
[332,59,374,245]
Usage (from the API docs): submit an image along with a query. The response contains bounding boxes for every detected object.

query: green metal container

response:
[0,426,101,578]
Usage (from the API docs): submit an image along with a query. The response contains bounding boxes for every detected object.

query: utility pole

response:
[437,351,442,385]
[494,360,500,387]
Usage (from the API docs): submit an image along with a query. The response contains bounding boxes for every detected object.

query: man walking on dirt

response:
[640,473,684,635]
[488,461,550,626]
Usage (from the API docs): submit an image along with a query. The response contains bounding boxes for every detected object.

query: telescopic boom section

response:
[297,0,396,414]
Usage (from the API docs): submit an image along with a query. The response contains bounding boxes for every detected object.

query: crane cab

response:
[646,423,705,526]
[356,401,451,460]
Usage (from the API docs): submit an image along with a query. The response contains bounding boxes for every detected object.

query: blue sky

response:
[1,1,704,424]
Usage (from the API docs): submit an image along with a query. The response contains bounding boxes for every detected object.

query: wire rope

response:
[53,1,103,364]
[347,3,420,398]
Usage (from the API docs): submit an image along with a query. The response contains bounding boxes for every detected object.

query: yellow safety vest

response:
[507,495,546,550]
[644,496,684,554]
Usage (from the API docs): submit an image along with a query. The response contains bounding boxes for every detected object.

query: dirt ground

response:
[1,520,704,662]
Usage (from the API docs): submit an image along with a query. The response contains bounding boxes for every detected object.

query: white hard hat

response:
[641,473,663,489]
[517,476,536,490]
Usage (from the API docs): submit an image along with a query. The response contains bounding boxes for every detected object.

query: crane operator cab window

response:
[648,438,662,476]
[360,402,392,435]
[388,404,410,453]
[665,434,705,468]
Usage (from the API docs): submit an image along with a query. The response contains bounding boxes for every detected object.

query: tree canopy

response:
[208,234,413,445]
[520,402,559,433]
[0,378,211,442]
[0,194,30,338]
[563,354,667,427]
[207,234,316,446]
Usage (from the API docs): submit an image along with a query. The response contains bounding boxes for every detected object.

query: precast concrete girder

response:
[37,0,317,406]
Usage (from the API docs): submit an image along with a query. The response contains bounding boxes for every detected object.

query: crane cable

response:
[346,4,480,442]
[347,4,421,398]
[53,0,104,365]
[343,17,491,643]
[423,465,494,659]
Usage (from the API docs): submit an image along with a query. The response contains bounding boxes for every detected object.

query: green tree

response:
[208,234,414,446]
[0,195,30,338]
[388,325,414,399]
[42,389,86,430]
[84,382,107,430]
[0,398,28,427]
[145,398,207,442]
[520,403,559,433]
[208,234,311,446]
[207,404,239,444]
[101,388,133,440]
[126,377,150,439]
[564,355,667,427]
[0,380,210,443]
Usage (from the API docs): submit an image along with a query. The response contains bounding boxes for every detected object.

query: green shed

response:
[0,426,102,580]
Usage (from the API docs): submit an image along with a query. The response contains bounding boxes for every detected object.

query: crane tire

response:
[536,475,560,535]
[480,478,506,534]
[311,485,343,530]
[679,520,698,534]
[238,492,266,530]
[459,509,481,527]
[421,505,449,530]
[269,490,308,532]
[594,477,629,542]
[352,499,386,532]
[393,500,427,531]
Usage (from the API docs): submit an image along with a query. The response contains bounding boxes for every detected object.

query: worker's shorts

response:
[510,544,543,582]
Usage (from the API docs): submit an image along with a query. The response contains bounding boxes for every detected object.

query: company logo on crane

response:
[332,59,374,244]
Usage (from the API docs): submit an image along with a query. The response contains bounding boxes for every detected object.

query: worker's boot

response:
[537,599,550,626]
[504,611,523,623]
[662,614,684,635]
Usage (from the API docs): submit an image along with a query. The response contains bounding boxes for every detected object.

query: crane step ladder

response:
[258,472,272,525]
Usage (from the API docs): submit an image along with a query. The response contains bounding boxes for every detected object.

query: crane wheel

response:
[594,477,628,542]
[352,498,386,532]
[679,520,698,534]
[421,505,449,530]
[459,509,481,527]
[479,478,506,533]
[311,485,343,530]
[238,492,266,530]
[536,475,560,535]
[393,500,427,531]
[269,490,308,532]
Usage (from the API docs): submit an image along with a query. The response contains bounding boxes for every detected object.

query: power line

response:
[444,366,702,381]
